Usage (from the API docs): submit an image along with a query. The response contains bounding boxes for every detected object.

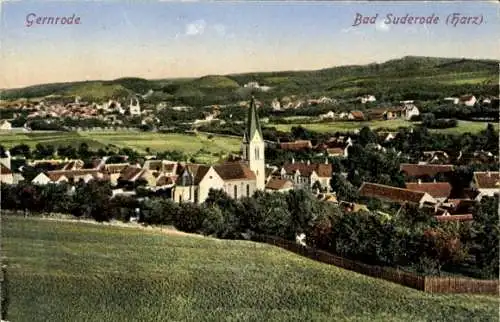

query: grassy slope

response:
[268,120,498,135]
[3,216,498,322]
[0,131,241,163]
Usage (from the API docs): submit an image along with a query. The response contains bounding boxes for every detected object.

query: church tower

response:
[242,97,266,190]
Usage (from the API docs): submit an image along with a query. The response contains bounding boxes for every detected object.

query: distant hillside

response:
[1,56,498,104]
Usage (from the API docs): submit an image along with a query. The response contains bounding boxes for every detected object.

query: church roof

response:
[244,97,263,142]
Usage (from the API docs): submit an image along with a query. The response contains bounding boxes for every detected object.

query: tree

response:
[471,196,499,278]
[420,228,466,275]
[72,181,113,221]
[10,144,31,158]
[358,126,377,146]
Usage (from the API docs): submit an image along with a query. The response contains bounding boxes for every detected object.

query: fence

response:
[253,235,499,295]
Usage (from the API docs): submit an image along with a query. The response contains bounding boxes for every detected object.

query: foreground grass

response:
[268,120,497,135]
[2,216,498,322]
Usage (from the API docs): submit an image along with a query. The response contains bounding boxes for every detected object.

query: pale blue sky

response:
[1,1,498,88]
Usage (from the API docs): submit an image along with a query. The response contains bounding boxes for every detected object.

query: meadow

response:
[2,216,498,322]
[268,120,497,135]
[0,130,242,163]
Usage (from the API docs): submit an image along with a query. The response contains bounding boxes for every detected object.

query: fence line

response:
[253,235,498,295]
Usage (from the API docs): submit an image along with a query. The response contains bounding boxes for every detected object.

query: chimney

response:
[292,157,295,164]
[325,158,328,165]
[418,179,422,184]
[487,171,491,177]
[307,160,310,165]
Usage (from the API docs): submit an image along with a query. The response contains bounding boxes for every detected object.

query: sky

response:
[1,1,498,88]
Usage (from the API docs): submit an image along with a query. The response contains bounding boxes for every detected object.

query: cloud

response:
[185,19,206,36]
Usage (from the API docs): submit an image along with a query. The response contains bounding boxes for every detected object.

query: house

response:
[348,111,365,121]
[402,103,420,120]
[400,164,454,180]
[338,112,348,120]
[405,182,452,202]
[359,95,376,104]
[103,163,130,185]
[47,169,108,184]
[472,171,500,201]
[0,163,13,184]
[378,132,397,142]
[265,178,294,193]
[443,97,459,105]
[359,182,437,207]
[32,172,67,185]
[279,140,313,151]
[459,95,477,107]
[367,108,403,121]
[315,137,353,158]
[0,120,12,130]
[118,166,156,187]
[319,111,336,120]
[280,159,332,191]
[422,151,450,164]
[271,99,281,111]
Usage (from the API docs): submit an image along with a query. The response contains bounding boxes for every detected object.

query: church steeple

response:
[241,96,265,190]
[245,96,263,142]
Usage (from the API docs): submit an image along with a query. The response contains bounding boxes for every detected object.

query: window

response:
[179,195,182,203]
[194,189,199,203]
[234,185,238,199]
[246,184,250,197]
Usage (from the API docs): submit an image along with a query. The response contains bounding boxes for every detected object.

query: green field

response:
[0,131,241,163]
[268,120,497,135]
[2,216,498,322]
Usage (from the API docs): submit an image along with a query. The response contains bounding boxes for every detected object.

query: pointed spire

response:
[246,96,263,141]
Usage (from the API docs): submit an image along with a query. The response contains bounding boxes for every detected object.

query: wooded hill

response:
[2,56,498,106]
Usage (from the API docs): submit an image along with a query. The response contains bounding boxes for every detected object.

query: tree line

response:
[1,181,498,279]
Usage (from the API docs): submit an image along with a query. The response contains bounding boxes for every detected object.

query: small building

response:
[265,178,294,193]
[359,182,437,207]
[279,140,313,151]
[405,181,452,203]
[280,160,332,191]
[358,95,376,104]
[402,104,420,120]
[348,111,365,121]
[0,163,13,184]
[459,95,477,107]
[472,171,500,201]
[0,120,12,130]
[400,164,454,180]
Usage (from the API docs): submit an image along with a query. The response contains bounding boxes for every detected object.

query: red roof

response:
[282,162,332,178]
[473,172,500,189]
[349,111,365,120]
[0,163,12,175]
[405,182,452,199]
[400,164,454,178]
[359,182,430,204]
[266,178,293,190]
[213,162,256,181]
[280,140,313,151]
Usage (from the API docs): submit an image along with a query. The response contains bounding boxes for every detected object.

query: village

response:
[0,95,498,225]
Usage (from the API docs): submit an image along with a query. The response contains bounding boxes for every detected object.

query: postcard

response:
[1,1,499,321]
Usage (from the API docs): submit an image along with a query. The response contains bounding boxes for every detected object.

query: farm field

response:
[268,120,497,135]
[0,131,242,163]
[2,216,498,322]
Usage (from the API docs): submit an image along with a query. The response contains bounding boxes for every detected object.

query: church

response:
[172,97,265,204]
